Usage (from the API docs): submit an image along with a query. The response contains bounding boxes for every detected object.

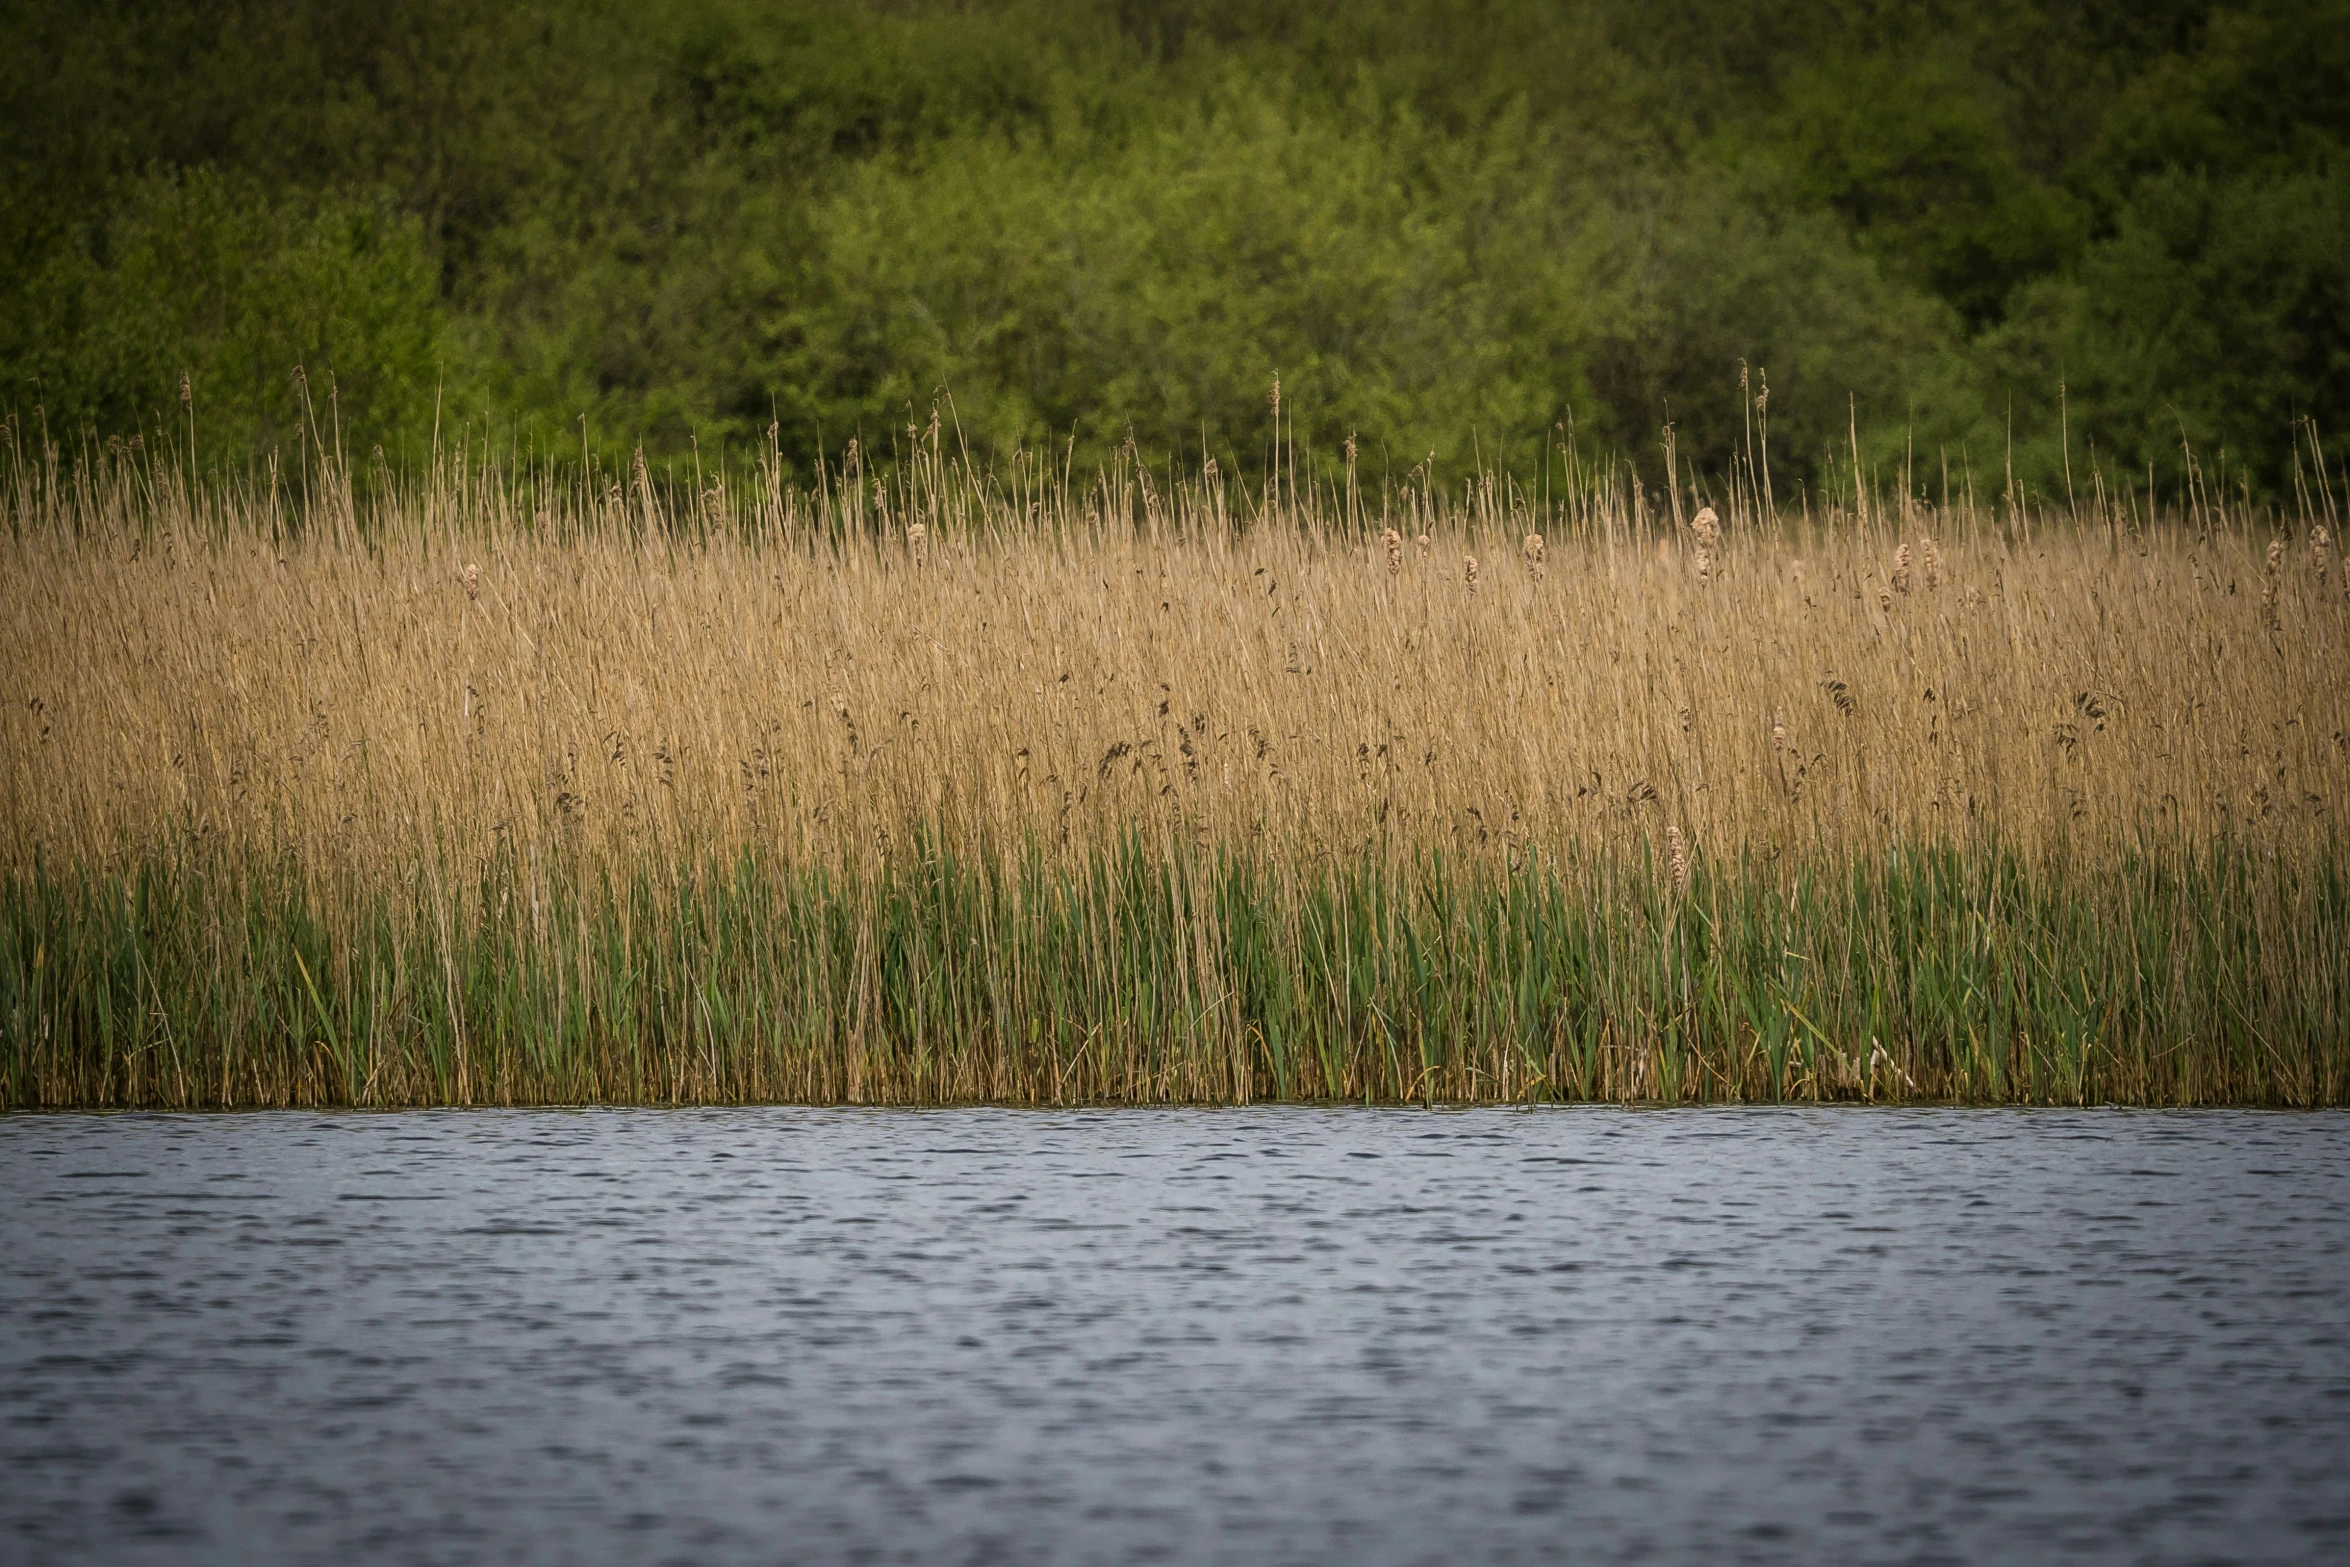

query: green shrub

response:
[5,168,441,465]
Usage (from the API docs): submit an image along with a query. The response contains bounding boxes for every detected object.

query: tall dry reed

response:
[2,423,2344,1107]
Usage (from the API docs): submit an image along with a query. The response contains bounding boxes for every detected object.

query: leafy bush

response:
[5,169,441,464]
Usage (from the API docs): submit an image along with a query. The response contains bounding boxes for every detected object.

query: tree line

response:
[4,0,2343,501]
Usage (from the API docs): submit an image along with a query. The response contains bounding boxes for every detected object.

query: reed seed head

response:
[1690,507,1720,549]
[1891,544,1913,596]
[1521,532,1545,567]
[1920,536,1942,592]
[907,522,929,567]
[462,562,481,601]
[1415,533,1431,560]
[2311,524,2332,585]
[1666,825,1690,898]
[1464,554,1479,593]
[1382,528,1402,576]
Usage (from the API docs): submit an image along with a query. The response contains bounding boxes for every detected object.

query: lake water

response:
[3,1108,2346,1565]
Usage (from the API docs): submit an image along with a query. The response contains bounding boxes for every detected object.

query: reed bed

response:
[3,424,2345,1106]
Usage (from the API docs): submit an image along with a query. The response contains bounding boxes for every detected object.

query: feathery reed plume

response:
[2312,524,2332,587]
[1891,543,1913,596]
[1522,532,1545,580]
[1415,532,1432,562]
[1666,825,1690,899]
[1688,506,1718,585]
[907,521,929,567]
[2264,539,2286,631]
[1383,528,1402,576]
[1771,713,1786,753]
[1920,536,1942,592]
[1877,582,1894,615]
[1464,554,1479,594]
[462,562,481,602]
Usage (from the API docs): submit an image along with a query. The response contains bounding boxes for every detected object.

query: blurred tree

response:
[0,0,2341,495]
[7,169,441,463]
[1749,51,2083,328]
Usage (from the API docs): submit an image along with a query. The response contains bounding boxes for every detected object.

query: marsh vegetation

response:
[4,414,2343,1106]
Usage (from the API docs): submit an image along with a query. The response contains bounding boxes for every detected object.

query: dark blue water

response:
[3,1108,2346,1565]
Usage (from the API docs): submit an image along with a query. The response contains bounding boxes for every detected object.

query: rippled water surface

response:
[4,1108,2348,1565]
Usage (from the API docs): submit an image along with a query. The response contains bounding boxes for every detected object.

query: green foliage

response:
[3,0,2344,495]
[1748,52,2084,328]
[1989,161,2350,491]
[1577,170,1984,494]
[4,169,441,461]
[767,84,1592,477]
[6,837,2341,1107]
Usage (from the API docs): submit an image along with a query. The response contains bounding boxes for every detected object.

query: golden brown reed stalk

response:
[3,463,2342,912]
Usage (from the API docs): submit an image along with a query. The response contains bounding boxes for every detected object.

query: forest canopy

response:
[3,0,2344,500]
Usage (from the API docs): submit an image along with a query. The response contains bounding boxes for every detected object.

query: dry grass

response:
[2,425,2345,1107]
[7,458,2340,877]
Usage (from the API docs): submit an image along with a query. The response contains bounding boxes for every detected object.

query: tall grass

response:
[3,416,2344,1106]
